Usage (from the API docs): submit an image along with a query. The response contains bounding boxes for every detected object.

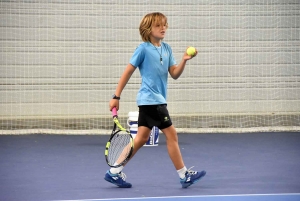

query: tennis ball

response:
[186,47,196,56]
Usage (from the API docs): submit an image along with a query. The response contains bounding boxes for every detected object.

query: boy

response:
[105,12,206,188]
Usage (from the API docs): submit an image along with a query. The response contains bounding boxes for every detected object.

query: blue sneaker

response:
[104,170,132,188]
[180,167,206,188]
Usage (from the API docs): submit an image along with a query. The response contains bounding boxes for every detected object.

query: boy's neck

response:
[150,39,161,47]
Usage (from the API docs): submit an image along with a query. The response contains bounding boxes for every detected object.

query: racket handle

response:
[112,107,118,117]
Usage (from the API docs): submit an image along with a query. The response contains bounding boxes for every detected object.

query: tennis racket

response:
[105,107,134,168]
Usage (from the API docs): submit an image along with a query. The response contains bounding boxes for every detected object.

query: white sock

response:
[177,166,187,179]
[110,163,124,174]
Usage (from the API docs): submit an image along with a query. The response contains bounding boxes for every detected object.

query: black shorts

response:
[138,104,172,130]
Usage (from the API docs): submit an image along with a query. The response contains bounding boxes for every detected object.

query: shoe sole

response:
[104,177,132,188]
[181,171,206,188]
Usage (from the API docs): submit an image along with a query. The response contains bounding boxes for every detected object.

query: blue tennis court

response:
[1,132,299,201]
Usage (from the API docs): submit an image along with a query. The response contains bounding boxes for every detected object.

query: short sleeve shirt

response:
[130,42,176,106]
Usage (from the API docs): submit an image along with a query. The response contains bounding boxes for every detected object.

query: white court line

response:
[53,193,300,201]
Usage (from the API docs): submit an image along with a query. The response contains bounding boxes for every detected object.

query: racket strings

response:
[107,132,132,166]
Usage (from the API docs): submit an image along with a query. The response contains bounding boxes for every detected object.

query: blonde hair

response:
[139,12,168,42]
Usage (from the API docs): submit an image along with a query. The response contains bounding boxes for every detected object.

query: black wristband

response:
[112,94,120,100]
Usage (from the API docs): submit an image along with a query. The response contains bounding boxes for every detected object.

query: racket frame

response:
[104,110,134,168]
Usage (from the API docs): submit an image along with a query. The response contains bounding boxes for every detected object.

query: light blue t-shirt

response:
[130,42,176,106]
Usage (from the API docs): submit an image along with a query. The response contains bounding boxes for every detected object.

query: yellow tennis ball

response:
[186,47,196,56]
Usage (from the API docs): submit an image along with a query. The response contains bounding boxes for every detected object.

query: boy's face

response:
[150,19,167,40]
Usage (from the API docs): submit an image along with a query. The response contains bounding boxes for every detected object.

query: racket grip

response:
[112,107,118,117]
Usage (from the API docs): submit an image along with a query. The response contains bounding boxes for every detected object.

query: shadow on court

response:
[0,132,300,201]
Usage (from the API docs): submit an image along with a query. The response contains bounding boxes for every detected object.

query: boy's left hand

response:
[183,47,198,61]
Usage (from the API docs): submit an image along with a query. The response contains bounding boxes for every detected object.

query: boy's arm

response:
[169,48,198,80]
[109,64,136,111]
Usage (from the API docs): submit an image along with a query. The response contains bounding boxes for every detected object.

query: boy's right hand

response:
[109,99,119,111]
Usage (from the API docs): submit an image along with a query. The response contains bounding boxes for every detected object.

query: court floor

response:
[56,194,300,201]
[0,132,299,201]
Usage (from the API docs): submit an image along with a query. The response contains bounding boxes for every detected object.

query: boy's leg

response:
[161,125,206,188]
[161,125,185,170]
[131,126,152,157]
